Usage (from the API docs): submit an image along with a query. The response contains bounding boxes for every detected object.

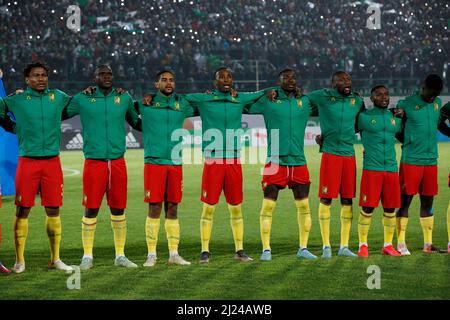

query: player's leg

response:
[318,153,343,258]
[199,159,224,263]
[224,159,252,262]
[80,159,108,269]
[258,162,285,261]
[12,157,39,273]
[396,163,421,255]
[419,165,444,253]
[380,172,401,256]
[337,156,357,257]
[0,221,11,273]
[165,165,190,266]
[143,164,168,267]
[357,170,382,257]
[289,165,316,260]
[107,158,137,267]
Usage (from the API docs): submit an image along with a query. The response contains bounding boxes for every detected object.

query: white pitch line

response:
[63,168,80,177]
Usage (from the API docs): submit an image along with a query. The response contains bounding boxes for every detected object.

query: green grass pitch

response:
[0,144,449,300]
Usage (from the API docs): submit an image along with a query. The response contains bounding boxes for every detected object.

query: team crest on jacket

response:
[351,98,356,106]
[434,103,439,111]
[49,92,55,101]
[391,118,396,126]
[175,101,180,110]
[371,119,377,124]
[415,105,420,110]
[114,96,121,104]
[26,95,32,100]
[297,99,302,108]
[90,98,96,103]
[155,102,161,107]
[331,97,336,102]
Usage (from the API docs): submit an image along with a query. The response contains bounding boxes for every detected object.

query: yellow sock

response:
[14,217,28,264]
[260,199,276,251]
[146,217,160,255]
[82,216,97,256]
[228,204,244,252]
[396,217,408,244]
[340,205,353,247]
[110,214,127,257]
[420,216,434,245]
[200,203,215,252]
[165,218,180,255]
[382,212,396,245]
[296,199,311,249]
[46,216,62,262]
[357,210,372,244]
[447,202,450,243]
[318,203,331,247]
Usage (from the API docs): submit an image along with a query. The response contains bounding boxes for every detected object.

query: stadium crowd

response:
[0,0,449,91]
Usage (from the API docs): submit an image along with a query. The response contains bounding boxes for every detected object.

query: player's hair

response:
[424,74,443,92]
[331,70,349,82]
[213,67,232,79]
[370,85,388,95]
[278,68,296,80]
[23,60,49,78]
[155,70,175,82]
[94,64,112,75]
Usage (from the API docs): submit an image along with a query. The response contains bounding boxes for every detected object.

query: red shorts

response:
[15,156,63,207]
[144,164,183,204]
[318,152,356,199]
[262,163,310,191]
[359,170,400,208]
[201,158,243,205]
[399,163,438,196]
[83,158,127,209]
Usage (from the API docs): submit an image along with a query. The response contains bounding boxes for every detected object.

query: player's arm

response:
[438,102,450,137]
[394,100,406,143]
[62,93,80,120]
[354,102,366,133]
[125,93,142,131]
[0,98,15,133]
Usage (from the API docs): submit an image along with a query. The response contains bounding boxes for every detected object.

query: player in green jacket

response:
[437,101,450,253]
[246,69,318,261]
[305,71,364,258]
[395,74,446,255]
[0,61,73,273]
[355,85,402,257]
[184,68,266,264]
[136,70,194,267]
[63,65,141,270]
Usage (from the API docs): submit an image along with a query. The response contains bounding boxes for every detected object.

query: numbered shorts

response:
[318,152,356,199]
[399,163,438,196]
[15,156,63,207]
[83,158,127,209]
[144,164,183,204]
[359,170,400,208]
[201,158,243,205]
[262,163,310,191]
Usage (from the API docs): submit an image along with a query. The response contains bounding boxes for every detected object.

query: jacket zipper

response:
[105,97,109,159]
[41,96,45,152]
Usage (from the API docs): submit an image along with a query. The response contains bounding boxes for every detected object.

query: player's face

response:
[279,71,297,93]
[421,86,441,103]
[26,67,48,92]
[332,73,352,96]
[94,67,113,89]
[370,87,390,108]
[214,69,233,93]
[155,72,175,96]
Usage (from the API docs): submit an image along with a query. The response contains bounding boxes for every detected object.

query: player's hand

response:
[83,86,96,95]
[142,94,153,105]
[205,90,213,94]
[230,88,238,98]
[393,108,404,118]
[315,134,323,146]
[15,88,24,94]
[294,87,302,98]
[267,89,277,102]
[0,68,3,79]
[116,87,127,95]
